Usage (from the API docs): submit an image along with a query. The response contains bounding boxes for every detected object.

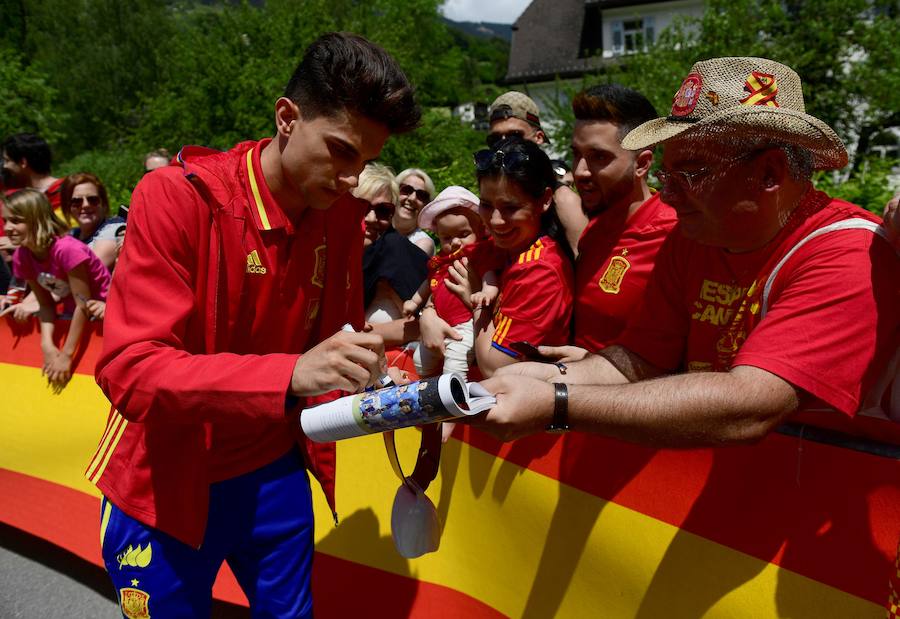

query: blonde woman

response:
[356,163,428,323]
[393,168,436,256]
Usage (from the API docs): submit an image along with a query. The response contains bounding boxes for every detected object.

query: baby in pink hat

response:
[402,186,500,381]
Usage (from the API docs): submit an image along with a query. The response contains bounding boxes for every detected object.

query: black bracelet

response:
[547,383,569,433]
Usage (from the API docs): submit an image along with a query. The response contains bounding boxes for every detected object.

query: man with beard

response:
[558,84,677,353]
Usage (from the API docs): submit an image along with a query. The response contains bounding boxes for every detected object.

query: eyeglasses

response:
[486,130,526,149]
[368,202,395,220]
[473,148,530,174]
[71,195,101,208]
[399,183,430,203]
[654,150,765,192]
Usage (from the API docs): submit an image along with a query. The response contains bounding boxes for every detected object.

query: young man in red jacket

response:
[87,32,420,619]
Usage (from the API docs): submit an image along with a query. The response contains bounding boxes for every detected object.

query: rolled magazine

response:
[301,373,496,442]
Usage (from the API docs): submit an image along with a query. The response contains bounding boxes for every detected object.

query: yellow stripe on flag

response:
[1,362,884,618]
[1,364,107,496]
[311,431,881,618]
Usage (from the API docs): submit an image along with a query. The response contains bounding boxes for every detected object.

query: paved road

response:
[0,523,249,618]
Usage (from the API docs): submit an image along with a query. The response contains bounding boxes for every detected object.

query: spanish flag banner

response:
[1,319,897,617]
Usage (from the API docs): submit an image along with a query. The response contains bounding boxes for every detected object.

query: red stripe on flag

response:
[313,553,507,618]
[0,469,507,617]
[458,426,900,605]
[0,318,103,375]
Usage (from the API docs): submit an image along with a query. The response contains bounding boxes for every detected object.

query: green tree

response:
[20,0,176,157]
[2,0,507,202]
[380,108,486,191]
[0,50,67,144]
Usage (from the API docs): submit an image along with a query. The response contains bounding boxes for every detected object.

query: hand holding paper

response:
[300,373,495,442]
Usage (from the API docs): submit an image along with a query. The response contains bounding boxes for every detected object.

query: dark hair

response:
[284,32,421,134]
[476,137,555,198]
[572,84,657,139]
[2,133,52,175]
[475,137,573,262]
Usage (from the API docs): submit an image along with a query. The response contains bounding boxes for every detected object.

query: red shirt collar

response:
[244,138,291,232]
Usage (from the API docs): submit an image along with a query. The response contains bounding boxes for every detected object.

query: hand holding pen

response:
[288,324,388,396]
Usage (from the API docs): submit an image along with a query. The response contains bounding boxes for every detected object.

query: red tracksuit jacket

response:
[86,140,364,547]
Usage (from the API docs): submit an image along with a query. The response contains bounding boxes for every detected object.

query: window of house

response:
[611,16,655,55]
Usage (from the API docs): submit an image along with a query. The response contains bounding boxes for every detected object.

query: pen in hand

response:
[341,323,395,389]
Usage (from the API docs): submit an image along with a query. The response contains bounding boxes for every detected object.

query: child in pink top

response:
[2,189,111,390]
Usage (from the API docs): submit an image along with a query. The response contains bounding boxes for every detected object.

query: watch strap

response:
[548,382,569,432]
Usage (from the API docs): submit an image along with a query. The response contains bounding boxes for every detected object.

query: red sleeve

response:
[96,169,300,425]
[492,261,571,357]
[616,234,690,371]
[733,230,900,415]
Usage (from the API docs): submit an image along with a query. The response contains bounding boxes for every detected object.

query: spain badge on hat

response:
[671,72,703,116]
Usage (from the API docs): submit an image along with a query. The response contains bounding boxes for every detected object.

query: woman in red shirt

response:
[422,137,574,378]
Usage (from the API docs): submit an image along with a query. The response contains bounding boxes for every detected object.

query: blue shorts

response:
[100,449,314,618]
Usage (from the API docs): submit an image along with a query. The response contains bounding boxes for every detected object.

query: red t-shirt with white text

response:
[618,192,899,415]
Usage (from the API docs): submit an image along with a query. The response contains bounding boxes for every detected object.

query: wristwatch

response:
[547,383,569,433]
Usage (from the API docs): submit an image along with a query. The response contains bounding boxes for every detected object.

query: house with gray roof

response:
[507,0,703,83]
[503,0,704,152]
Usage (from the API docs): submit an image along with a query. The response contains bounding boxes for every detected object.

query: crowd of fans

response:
[0,134,137,389]
[2,34,899,616]
[1,79,898,404]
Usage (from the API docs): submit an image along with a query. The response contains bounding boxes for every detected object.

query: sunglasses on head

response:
[368,202,395,220]
[399,183,430,203]
[71,195,101,208]
[473,148,530,174]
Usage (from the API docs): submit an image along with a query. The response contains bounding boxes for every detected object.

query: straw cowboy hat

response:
[622,57,848,170]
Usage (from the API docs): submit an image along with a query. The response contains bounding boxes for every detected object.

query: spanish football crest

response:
[119,587,151,618]
[598,250,631,294]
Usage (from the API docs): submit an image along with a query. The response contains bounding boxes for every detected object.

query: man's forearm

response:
[566,366,799,447]
[558,345,662,386]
